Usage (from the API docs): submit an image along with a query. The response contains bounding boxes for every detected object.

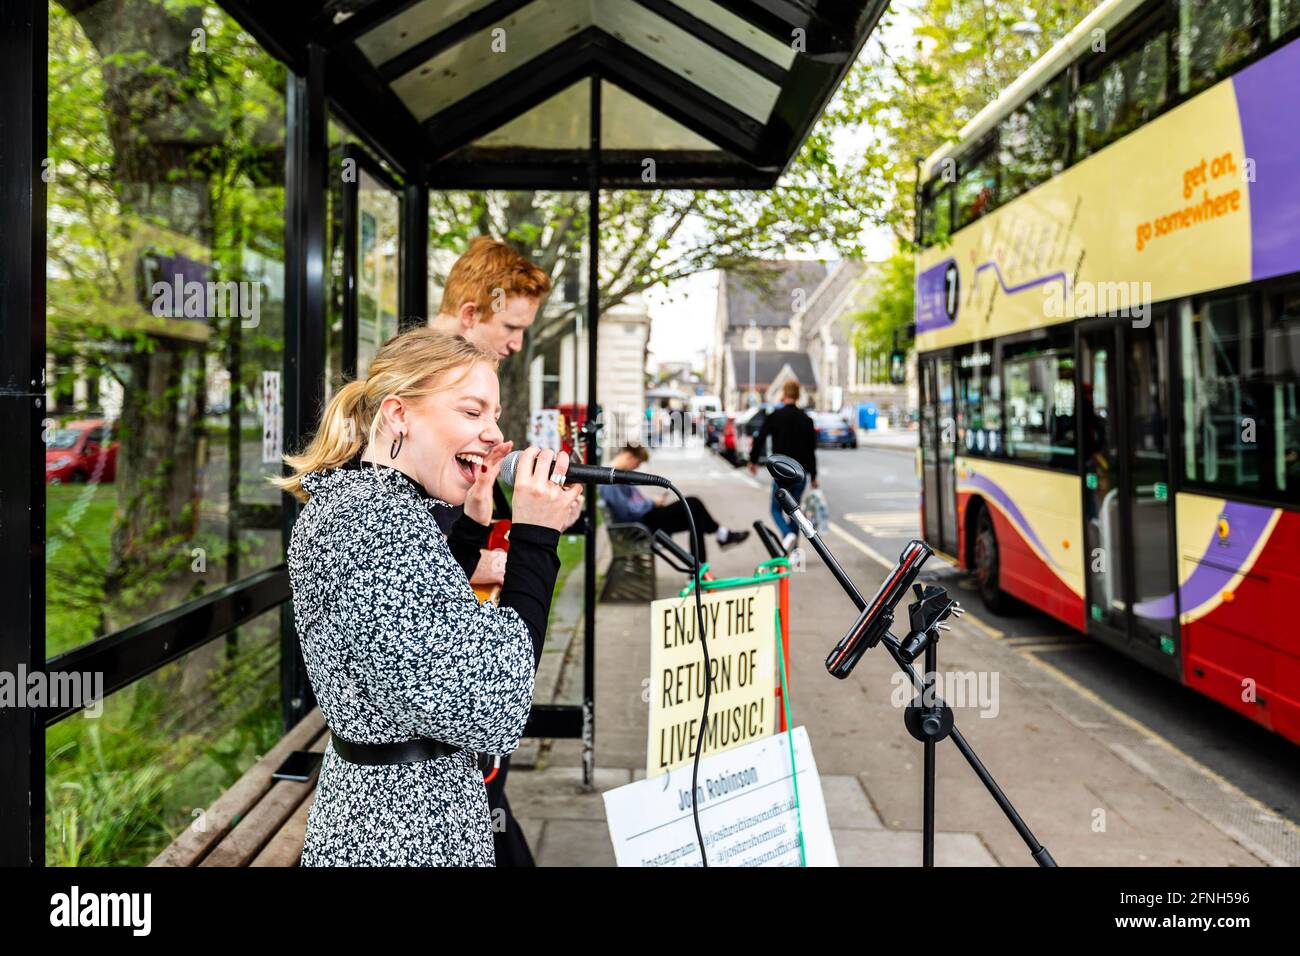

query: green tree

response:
[49,0,286,633]
[430,147,882,443]
[830,0,1097,351]
[851,250,915,374]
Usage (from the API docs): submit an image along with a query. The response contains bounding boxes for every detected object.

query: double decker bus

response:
[914,0,1300,744]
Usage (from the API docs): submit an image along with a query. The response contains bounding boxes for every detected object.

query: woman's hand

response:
[465,440,513,526]
[510,446,584,532]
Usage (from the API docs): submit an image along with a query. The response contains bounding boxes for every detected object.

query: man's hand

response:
[469,548,507,586]
[464,440,513,526]
[747,463,758,476]
[812,477,820,489]
[564,490,585,529]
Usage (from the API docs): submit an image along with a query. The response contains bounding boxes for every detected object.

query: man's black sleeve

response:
[497,524,562,667]
[749,416,771,466]
[447,513,490,578]
[804,411,818,481]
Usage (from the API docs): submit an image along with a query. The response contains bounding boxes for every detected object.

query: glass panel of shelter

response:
[44,0,287,657]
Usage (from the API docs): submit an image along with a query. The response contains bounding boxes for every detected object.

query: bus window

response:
[920,360,942,545]
[1178,0,1266,96]
[954,150,997,229]
[1183,293,1261,490]
[1002,342,1076,467]
[957,347,1002,456]
[1266,289,1300,494]
[922,181,952,247]
[1182,287,1299,502]
[1075,19,1168,160]
[999,75,1069,203]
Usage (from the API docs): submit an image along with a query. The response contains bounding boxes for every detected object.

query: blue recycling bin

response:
[858,403,878,430]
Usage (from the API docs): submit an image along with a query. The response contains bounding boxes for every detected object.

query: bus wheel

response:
[973,506,1010,614]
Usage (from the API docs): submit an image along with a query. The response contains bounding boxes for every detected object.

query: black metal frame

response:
[582,76,602,787]
[375,0,535,83]
[221,0,885,190]
[400,181,429,327]
[337,141,416,373]
[44,567,292,724]
[339,143,358,379]
[0,0,46,867]
[282,42,330,733]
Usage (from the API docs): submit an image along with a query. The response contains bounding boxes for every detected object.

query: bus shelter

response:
[0,0,882,865]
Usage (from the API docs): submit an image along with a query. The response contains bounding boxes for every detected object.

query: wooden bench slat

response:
[150,708,327,867]
[199,732,329,867]
[249,790,316,867]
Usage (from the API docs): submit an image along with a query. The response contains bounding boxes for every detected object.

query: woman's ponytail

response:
[272,379,369,501]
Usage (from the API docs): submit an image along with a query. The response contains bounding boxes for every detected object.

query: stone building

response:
[709,260,827,409]
[710,257,912,420]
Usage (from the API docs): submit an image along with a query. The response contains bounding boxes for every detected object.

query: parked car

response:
[815,412,858,448]
[705,413,728,450]
[45,419,119,484]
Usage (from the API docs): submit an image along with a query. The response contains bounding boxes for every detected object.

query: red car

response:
[45,419,119,484]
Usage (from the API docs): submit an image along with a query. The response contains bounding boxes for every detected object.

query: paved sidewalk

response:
[507,446,1296,867]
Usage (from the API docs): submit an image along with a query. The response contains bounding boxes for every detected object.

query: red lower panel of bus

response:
[957,493,1084,632]
[947,492,1300,745]
[1181,511,1300,746]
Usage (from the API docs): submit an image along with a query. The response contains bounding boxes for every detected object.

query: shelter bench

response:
[150,708,327,867]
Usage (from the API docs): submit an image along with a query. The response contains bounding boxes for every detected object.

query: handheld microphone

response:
[825,539,933,679]
[498,449,672,488]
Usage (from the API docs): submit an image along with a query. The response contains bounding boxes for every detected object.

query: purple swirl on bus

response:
[958,470,1067,572]
[1133,500,1276,621]
[972,260,1069,298]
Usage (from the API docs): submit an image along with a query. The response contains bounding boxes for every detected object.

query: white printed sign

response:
[261,370,282,464]
[529,408,562,451]
[604,726,838,867]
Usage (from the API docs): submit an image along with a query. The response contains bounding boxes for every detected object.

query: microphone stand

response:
[776,487,1056,867]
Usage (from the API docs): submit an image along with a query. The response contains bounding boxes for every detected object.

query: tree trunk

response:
[66,0,210,623]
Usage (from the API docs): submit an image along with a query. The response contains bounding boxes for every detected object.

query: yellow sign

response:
[647,585,776,777]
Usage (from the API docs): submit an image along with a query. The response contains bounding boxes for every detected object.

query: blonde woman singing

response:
[274,329,582,866]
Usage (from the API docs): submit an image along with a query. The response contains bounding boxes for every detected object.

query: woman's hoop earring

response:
[390,432,404,460]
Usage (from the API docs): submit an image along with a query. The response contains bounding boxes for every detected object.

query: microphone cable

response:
[667,481,711,868]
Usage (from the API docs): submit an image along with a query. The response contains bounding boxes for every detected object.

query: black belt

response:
[330,733,462,766]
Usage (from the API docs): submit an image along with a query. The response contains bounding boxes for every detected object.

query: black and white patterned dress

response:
[287,462,559,866]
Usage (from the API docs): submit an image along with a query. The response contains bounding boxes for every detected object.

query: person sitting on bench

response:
[598,444,748,562]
